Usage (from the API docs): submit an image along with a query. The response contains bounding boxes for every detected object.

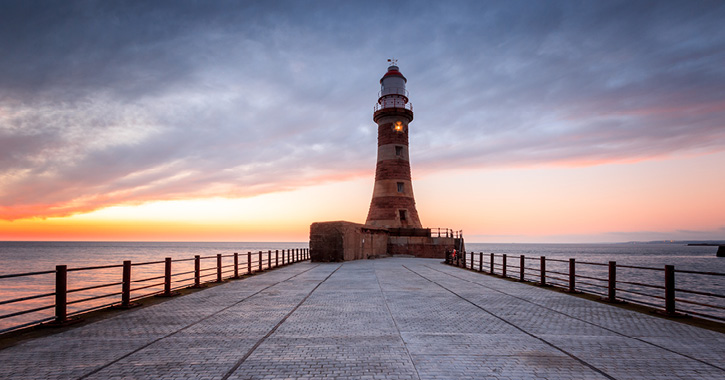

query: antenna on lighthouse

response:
[388,58,398,66]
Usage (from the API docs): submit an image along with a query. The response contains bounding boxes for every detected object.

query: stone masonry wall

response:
[387,236,454,258]
[309,221,389,262]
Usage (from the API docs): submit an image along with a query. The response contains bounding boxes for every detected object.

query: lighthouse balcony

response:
[374,101,413,112]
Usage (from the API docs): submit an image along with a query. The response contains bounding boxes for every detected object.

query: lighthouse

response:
[365,61,422,229]
[309,61,460,262]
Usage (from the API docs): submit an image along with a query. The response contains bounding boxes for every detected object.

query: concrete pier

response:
[1,258,723,379]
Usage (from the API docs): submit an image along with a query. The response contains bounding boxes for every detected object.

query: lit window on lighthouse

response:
[394,121,403,132]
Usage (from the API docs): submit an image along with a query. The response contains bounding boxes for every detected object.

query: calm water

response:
[1,241,723,331]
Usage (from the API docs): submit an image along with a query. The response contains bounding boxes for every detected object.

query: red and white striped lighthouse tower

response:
[365,60,422,229]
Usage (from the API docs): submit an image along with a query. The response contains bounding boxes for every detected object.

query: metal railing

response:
[431,228,463,239]
[446,252,725,322]
[0,248,310,334]
[374,101,413,112]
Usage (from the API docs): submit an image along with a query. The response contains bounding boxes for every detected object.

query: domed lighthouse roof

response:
[380,65,407,83]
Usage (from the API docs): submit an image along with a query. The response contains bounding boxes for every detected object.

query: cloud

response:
[1,1,724,220]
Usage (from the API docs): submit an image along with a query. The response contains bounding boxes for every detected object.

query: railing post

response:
[608,261,617,302]
[164,257,172,294]
[479,252,483,272]
[268,250,272,269]
[568,258,576,292]
[665,265,676,315]
[121,260,132,307]
[519,255,525,281]
[540,256,546,286]
[276,250,279,267]
[55,265,67,323]
[502,254,507,278]
[247,252,252,274]
[215,254,222,282]
[258,251,263,271]
[490,253,494,274]
[233,252,239,278]
[194,255,201,287]
[155,257,181,297]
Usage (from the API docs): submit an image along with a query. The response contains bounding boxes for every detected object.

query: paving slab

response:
[0,258,723,380]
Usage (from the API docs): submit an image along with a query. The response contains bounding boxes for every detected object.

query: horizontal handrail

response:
[577,261,608,267]
[67,292,122,306]
[447,251,724,322]
[131,260,166,266]
[132,275,165,283]
[616,264,662,271]
[0,270,55,279]
[68,264,123,272]
[675,269,725,276]
[676,298,725,310]
[0,247,310,334]
[67,282,123,293]
[0,292,55,306]
[676,288,725,299]
[0,304,55,320]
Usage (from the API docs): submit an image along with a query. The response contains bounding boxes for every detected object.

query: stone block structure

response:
[309,221,388,262]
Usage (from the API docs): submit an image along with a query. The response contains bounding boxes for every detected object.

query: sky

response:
[1,0,724,243]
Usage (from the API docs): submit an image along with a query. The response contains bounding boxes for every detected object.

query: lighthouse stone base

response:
[309,221,458,262]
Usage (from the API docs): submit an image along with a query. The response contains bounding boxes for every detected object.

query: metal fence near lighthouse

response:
[0,248,309,334]
[446,251,725,323]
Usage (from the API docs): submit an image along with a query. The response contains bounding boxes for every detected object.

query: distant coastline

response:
[619,240,725,245]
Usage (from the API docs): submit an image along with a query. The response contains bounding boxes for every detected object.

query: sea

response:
[1,241,723,331]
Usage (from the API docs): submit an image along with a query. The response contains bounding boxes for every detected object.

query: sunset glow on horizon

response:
[1,1,724,243]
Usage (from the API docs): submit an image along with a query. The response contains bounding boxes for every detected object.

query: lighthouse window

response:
[394,121,403,132]
[399,210,407,221]
[395,146,403,156]
[397,182,404,193]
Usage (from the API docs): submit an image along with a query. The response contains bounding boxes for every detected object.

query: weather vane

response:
[387,57,398,66]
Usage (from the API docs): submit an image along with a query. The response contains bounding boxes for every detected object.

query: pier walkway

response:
[1,258,723,379]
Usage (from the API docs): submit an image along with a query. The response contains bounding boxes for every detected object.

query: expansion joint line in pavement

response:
[426,263,725,373]
[220,264,343,380]
[374,265,422,380]
[77,264,321,380]
[402,264,618,380]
